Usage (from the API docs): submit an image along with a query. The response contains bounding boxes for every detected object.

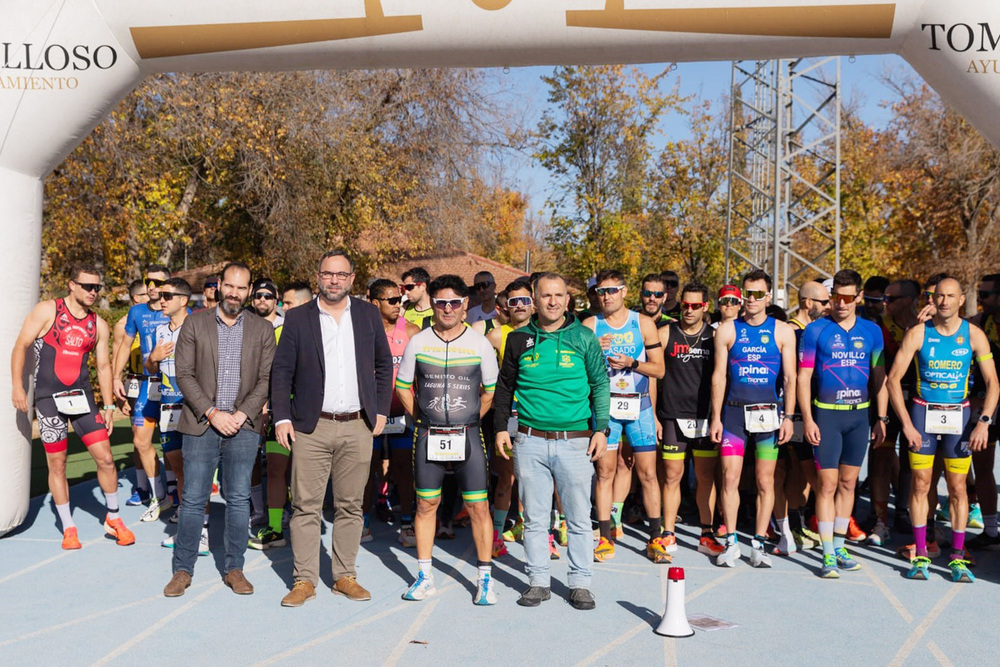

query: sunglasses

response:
[832,293,859,305]
[203,281,218,289]
[474,281,494,291]
[159,292,187,302]
[76,282,103,293]
[401,283,422,291]
[807,297,831,306]
[718,297,742,307]
[863,295,885,303]
[432,297,466,310]
[253,292,276,300]
[145,278,166,288]
[641,289,665,298]
[507,296,533,308]
[376,296,403,305]
[744,289,768,301]
[681,302,706,311]
[595,285,626,297]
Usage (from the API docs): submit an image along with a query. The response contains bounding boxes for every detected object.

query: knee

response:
[94,452,115,470]
[416,498,439,515]
[723,469,741,490]
[466,501,489,520]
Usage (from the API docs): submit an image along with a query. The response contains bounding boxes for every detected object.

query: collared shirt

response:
[318,297,361,414]
[216,307,244,412]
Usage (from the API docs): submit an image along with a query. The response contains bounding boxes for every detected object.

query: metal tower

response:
[724,57,842,309]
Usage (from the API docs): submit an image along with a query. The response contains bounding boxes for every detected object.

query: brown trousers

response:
[289,418,372,585]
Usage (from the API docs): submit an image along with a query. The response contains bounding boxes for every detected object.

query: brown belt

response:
[517,424,592,440]
[320,410,362,422]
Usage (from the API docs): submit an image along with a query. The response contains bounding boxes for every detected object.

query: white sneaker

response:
[361,526,373,543]
[198,527,210,556]
[868,520,890,546]
[140,497,163,522]
[750,539,772,568]
[398,526,417,548]
[402,572,436,601]
[473,574,498,606]
[716,541,740,567]
[161,534,175,548]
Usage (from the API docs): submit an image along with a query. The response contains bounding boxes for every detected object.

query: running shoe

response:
[199,528,210,556]
[967,531,1000,551]
[502,521,523,543]
[125,487,149,506]
[792,527,819,551]
[249,527,286,550]
[907,556,931,580]
[659,533,678,554]
[402,572,436,601]
[897,540,941,561]
[161,535,175,548]
[140,495,173,523]
[104,515,135,546]
[594,536,615,562]
[646,537,671,564]
[868,519,890,546]
[948,558,975,583]
[749,539,772,568]
[716,541,740,568]
[968,503,984,529]
[360,526,373,543]
[835,546,861,571]
[611,524,625,541]
[698,535,725,556]
[474,573,498,605]
[556,520,568,547]
[548,534,560,560]
[819,553,840,579]
[61,527,81,550]
[400,526,418,549]
[846,516,867,543]
[436,523,455,540]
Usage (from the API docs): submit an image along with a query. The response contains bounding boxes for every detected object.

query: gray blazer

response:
[174,307,276,436]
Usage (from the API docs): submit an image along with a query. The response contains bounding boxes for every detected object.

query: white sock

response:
[149,473,164,500]
[105,492,120,520]
[777,517,793,550]
[203,512,210,527]
[478,563,491,581]
[250,484,263,514]
[55,502,75,530]
[417,559,433,578]
[985,514,998,538]
[135,468,149,491]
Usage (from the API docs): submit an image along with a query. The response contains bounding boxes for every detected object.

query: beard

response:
[319,282,348,304]
[221,298,243,317]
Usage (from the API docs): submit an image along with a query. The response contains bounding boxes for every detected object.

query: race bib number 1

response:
[744,403,780,434]
[427,427,466,462]
[610,393,641,421]
[52,389,90,415]
[925,403,963,436]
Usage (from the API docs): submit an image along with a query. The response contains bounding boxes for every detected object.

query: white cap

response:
[822,278,834,292]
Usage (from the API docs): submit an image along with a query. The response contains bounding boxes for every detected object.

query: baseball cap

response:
[587,276,597,291]
[718,285,742,299]
[252,278,278,297]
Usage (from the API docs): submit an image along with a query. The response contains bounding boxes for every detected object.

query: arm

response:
[492,334,523,459]
[395,337,417,419]
[607,315,664,379]
[797,323,818,446]
[709,321,733,443]
[584,329,611,461]
[479,337,499,419]
[112,308,138,400]
[888,325,924,452]
[869,325,888,446]
[233,322,276,426]
[10,301,53,412]
[371,308,393,435]
[174,315,213,420]
[970,325,999,451]
[776,321,797,445]
[652,324,671,440]
[94,317,116,435]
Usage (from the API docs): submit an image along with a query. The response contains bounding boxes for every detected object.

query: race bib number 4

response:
[52,389,90,415]
[427,427,466,462]
[383,416,407,435]
[159,404,183,433]
[925,403,963,436]
[610,393,641,421]
[678,419,709,439]
[744,403,780,434]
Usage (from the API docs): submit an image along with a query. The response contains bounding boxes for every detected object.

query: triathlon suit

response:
[783,318,813,461]
[33,299,107,453]
[404,304,433,330]
[124,336,143,412]
[721,316,782,460]
[153,321,185,453]
[909,320,985,474]
[374,316,415,452]
[124,303,169,427]
[594,310,657,453]
[659,323,715,461]
[799,317,884,469]
[395,327,498,502]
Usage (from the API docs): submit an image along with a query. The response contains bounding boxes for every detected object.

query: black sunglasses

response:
[203,281,218,289]
[474,281,494,291]
[76,282,103,293]
[641,289,665,298]
[253,292,276,301]
[863,295,885,303]
[884,294,907,303]
[808,298,831,306]
[159,292,187,302]
[376,296,403,305]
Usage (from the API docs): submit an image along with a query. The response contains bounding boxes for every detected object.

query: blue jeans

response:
[513,432,594,590]
[172,427,259,575]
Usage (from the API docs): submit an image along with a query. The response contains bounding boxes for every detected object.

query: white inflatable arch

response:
[2,0,998,534]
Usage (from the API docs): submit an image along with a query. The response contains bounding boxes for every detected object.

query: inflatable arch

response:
[2,0,999,534]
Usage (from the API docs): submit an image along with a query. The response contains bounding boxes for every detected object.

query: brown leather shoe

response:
[281,580,317,607]
[224,569,254,595]
[333,575,371,601]
[163,571,192,597]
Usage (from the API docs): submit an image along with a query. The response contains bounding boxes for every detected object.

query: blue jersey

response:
[124,303,169,366]
[915,320,973,404]
[798,317,884,406]
[727,317,781,404]
[153,322,183,402]
[594,310,650,408]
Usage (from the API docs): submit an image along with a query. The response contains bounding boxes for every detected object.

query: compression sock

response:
[646,516,660,539]
[493,508,508,534]
[913,524,928,557]
[984,514,998,538]
[478,561,492,581]
[599,520,612,542]
[610,502,624,529]
[818,520,835,557]
[833,516,850,550]
[165,470,178,499]
[268,508,283,533]
[777,517,793,551]
[551,508,560,531]
[105,492,120,520]
[56,502,75,529]
[951,530,966,560]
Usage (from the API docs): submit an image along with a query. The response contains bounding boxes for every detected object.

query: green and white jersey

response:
[396,327,498,427]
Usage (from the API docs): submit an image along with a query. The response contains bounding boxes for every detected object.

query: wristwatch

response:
[630,358,639,370]
[603,427,611,436]
[877,415,891,425]
[980,414,994,426]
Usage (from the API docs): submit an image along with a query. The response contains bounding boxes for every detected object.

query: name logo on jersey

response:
[559,354,575,369]
[609,331,635,346]
[836,388,862,402]
[614,377,629,390]
[427,395,468,414]
[952,348,969,357]
[525,338,534,348]
[928,359,964,369]
[832,334,845,349]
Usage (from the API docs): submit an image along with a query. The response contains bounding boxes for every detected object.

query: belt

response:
[812,400,870,411]
[517,424,592,440]
[725,400,776,408]
[912,398,970,408]
[320,410,362,422]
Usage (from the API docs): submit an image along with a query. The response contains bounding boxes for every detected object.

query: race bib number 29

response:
[610,393,641,421]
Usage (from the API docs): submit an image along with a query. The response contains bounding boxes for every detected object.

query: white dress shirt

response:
[318,297,361,414]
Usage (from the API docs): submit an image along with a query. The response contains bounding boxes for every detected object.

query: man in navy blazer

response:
[271,249,393,607]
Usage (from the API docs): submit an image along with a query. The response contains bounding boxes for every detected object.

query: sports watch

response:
[980,414,994,426]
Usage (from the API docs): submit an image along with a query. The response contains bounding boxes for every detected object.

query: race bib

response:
[610,393,641,421]
[744,403,780,434]
[52,389,90,415]
[384,416,407,435]
[126,374,141,399]
[427,427,466,462]
[159,403,183,432]
[147,378,162,401]
[925,403,963,436]
[678,419,709,439]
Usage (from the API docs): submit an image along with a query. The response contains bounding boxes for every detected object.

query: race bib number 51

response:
[427,427,466,462]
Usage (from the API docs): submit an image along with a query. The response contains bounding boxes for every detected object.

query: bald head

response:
[799,281,830,320]
[800,281,828,302]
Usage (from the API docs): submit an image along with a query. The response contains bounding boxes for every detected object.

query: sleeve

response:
[175,315,211,418]
[371,308,394,417]
[492,333,525,433]
[480,336,499,393]
[798,321,819,369]
[869,321,885,368]
[395,336,417,391]
[124,305,138,338]
[583,329,611,432]
[269,309,299,423]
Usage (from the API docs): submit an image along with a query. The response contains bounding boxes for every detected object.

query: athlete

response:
[281,281,313,311]
[713,285,742,329]
[660,270,681,320]
[201,276,219,311]
[968,272,1000,549]
[401,267,433,329]
[10,264,133,549]
[710,269,797,568]
[799,269,888,578]
[585,269,665,563]
[113,265,173,521]
[396,274,500,605]
[467,271,497,324]
[112,279,151,505]
[633,273,674,327]
[656,282,721,558]
[889,277,998,582]
[862,275,890,321]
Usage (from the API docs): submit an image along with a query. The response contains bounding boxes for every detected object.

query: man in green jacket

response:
[494,272,610,610]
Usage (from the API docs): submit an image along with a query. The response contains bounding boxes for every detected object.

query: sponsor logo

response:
[760,335,770,344]
[854,340,865,349]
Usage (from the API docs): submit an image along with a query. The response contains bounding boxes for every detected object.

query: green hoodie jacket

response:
[493,313,610,433]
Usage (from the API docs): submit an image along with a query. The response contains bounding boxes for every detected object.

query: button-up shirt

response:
[216,308,244,412]
[318,297,361,414]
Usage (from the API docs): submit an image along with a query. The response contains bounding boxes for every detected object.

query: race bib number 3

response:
[678,419,709,439]
[159,404,183,433]
[744,403,780,434]
[925,403,963,436]
[610,393,641,421]
[427,427,466,462]
[52,389,90,415]
[383,416,407,435]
